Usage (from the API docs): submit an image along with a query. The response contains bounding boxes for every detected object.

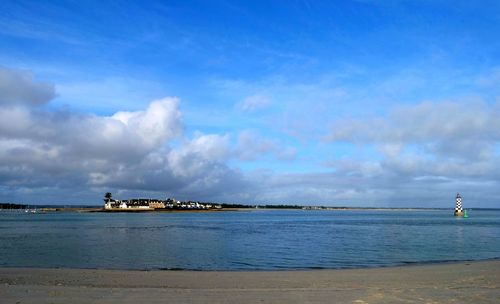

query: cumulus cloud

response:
[0,66,56,106]
[168,133,230,177]
[0,97,184,188]
[0,68,251,204]
[0,69,253,204]
[0,97,183,161]
[0,106,248,203]
[111,98,183,148]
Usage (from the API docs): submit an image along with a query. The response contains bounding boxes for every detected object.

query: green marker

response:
[463,210,469,218]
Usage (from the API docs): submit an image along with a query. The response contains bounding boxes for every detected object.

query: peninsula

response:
[102,192,222,211]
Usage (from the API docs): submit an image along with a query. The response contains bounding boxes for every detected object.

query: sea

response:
[0,209,498,271]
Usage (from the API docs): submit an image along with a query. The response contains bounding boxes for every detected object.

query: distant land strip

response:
[1,202,498,212]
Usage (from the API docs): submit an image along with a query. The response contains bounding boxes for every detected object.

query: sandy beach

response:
[0,260,499,304]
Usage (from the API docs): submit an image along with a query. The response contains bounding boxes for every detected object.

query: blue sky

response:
[1,0,500,207]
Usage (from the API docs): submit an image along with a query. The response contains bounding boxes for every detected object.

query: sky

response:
[1,0,500,207]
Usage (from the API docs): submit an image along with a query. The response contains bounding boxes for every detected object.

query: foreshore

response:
[1,260,499,303]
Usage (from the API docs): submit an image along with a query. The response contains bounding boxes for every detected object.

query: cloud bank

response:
[327,101,500,160]
[323,100,500,206]
[1,67,499,207]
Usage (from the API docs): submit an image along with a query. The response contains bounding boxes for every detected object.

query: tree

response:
[104,192,112,202]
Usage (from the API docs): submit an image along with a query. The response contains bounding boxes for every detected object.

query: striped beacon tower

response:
[454,193,464,216]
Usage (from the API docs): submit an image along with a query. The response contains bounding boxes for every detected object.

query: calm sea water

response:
[0,209,498,270]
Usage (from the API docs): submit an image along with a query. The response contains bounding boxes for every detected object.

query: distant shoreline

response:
[1,205,498,213]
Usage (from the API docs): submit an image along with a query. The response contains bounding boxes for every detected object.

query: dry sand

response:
[0,260,499,304]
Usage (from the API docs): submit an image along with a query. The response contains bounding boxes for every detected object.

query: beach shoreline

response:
[1,260,499,303]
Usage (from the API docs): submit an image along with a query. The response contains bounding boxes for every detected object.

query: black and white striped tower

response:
[454,193,464,216]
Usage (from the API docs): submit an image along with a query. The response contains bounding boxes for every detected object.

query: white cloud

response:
[112,97,183,148]
[326,100,500,160]
[168,133,231,177]
[0,66,56,106]
[0,97,183,165]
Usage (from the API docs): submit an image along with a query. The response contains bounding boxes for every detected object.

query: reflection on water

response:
[0,209,499,270]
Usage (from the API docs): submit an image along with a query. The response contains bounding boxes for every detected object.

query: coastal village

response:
[103,193,222,211]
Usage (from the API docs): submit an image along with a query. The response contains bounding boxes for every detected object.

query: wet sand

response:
[0,260,499,303]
